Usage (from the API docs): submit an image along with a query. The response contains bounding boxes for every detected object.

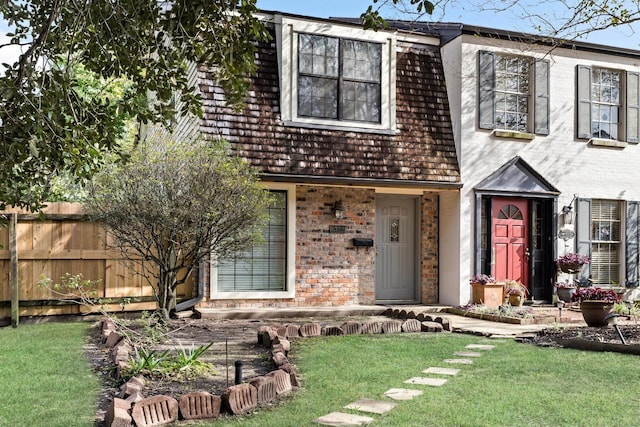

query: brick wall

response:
[198,187,440,309]
[420,192,439,303]
[295,186,376,306]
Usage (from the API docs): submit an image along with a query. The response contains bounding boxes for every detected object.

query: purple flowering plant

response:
[571,287,621,303]
[556,253,591,267]
[470,274,496,285]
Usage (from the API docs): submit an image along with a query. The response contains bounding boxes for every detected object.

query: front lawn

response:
[207,333,640,426]
[0,321,100,427]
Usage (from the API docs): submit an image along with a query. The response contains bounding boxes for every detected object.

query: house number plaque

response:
[329,225,347,234]
[558,228,575,241]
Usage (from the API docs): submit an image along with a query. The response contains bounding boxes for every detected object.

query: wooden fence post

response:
[10,213,18,328]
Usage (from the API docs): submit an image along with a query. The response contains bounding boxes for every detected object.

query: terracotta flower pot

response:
[580,300,615,327]
[470,283,504,308]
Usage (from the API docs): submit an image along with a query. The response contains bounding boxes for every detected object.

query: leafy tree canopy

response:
[0,0,269,211]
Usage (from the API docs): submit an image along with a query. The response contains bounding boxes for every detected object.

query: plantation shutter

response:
[576,198,592,280]
[478,50,495,130]
[626,201,640,287]
[626,72,640,144]
[534,59,550,135]
[576,65,592,139]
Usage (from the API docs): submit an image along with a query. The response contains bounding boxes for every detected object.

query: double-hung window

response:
[577,199,622,285]
[278,17,396,132]
[577,66,640,143]
[478,51,550,135]
[298,34,381,123]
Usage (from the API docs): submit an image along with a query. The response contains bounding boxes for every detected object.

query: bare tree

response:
[84,136,272,319]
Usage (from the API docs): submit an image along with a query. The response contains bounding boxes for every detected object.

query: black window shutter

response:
[626,201,640,287]
[576,198,592,281]
[534,59,550,135]
[478,50,495,130]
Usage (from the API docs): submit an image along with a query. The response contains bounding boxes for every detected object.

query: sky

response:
[1,1,639,68]
[256,0,640,50]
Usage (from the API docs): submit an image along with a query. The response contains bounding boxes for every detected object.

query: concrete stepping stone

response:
[423,367,459,376]
[444,358,474,364]
[314,412,374,426]
[384,388,424,401]
[454,351,482,358]
[344,398,396,415]
[404,377,448,386]
[466,344,495,350]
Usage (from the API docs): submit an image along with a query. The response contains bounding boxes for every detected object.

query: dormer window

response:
[277,17,396,133]
[298,34,381,123]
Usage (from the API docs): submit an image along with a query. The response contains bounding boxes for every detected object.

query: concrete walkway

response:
[196,303,585,337]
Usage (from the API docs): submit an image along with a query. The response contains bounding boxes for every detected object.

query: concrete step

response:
[195,305,388,320]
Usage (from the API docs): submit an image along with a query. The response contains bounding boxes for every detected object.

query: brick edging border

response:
[101,310,451,426]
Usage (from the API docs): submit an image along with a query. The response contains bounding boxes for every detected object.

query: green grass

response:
[0,321,100,427]
[203,333,640,427]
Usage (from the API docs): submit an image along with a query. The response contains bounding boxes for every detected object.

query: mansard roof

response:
[199,20,460,188]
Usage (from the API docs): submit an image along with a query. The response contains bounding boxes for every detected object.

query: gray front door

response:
[375,196,418,303]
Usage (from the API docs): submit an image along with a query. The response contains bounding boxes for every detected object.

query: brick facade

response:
[420,193,439,303]
[198,186,440,309]
[295,186,376,306]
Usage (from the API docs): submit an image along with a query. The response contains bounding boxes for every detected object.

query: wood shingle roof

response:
[200,26,460,188]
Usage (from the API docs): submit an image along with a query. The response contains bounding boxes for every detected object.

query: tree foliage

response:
[0,0,269,211]
[84,137,272,319]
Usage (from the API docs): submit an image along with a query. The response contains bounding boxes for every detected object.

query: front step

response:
[195,305,388,320]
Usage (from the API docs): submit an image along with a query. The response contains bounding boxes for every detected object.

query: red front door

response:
[492,198,529,288]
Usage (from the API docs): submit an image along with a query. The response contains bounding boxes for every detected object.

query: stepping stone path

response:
[444,358,474,364]
[344,398,396,414]
[404,377,448,386]
[313,331,505,426]
[384,388,424,401]
[454,351,483,357]
[422,367,459,376]
[313,412,374,426]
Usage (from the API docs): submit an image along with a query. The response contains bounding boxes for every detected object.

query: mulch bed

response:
[521,324,640,354]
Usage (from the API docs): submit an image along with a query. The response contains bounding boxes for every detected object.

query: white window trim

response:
[209,183,296,300]
[276,16,397,132]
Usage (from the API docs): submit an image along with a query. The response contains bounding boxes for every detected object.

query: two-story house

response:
[412,23,640,305]
[149,11,640,313]
[159,12,462,311]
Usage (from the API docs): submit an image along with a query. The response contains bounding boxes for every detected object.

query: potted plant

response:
[556,253,590,274]
[469,274,503,307]
[555,280,577,303]
[572,287,622,326]
[504,280,528,306]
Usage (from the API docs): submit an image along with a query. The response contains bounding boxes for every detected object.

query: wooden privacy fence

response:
[0,203,189,320]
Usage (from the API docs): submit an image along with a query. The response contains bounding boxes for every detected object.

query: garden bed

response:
[524,325,640,355]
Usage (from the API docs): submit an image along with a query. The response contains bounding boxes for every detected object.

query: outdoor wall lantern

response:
[332,200,345,219]
[562,205,574,225]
